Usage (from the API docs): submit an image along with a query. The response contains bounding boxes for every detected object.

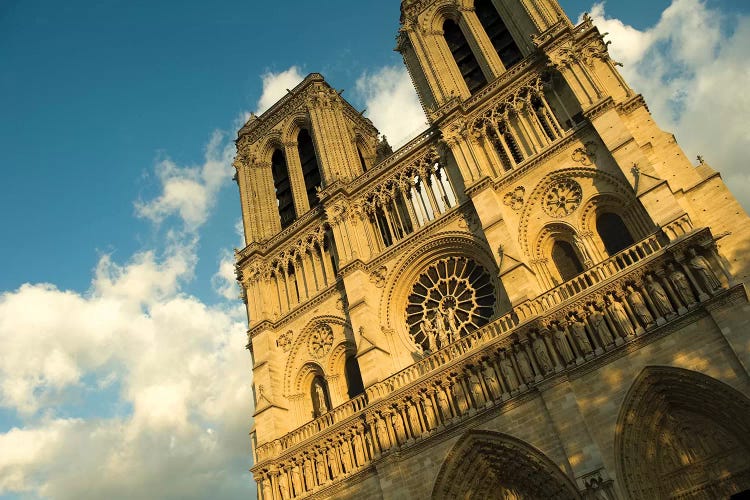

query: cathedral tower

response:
[236,1,750,498]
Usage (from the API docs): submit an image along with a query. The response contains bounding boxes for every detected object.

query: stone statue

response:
[421,315,437,352]
[261,477,273,500]
[392,412,407,444]
[645,274,673,317]
[436,388,451,420]
[327,446,340,478]
[514,344,534,383]
[626,285,653,327]
[290,466,302,496]
[667,262,695,306]
[423,395,438,429]
[314,380,328,413]
[569,313,593,355]
[470,374,484,406]
[552,324,575,365]
[278,472,289,499]
[376,416,391,451]
[339,441,353,473]
[483,363,501,398]
[531,332,554,374]
[453,381,469,414]
[499,351,520,391]
[606,294,634,337]
[445,305,461,340]
[352,431,366,466]
[303,459,315,491]
[407,402,422,436]
[435,309,450,347]
[588,303,614,346]
[688,248,722,292]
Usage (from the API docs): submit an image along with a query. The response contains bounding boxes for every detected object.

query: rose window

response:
[308,324,333,358]
[405,256,496,352]
[543,179,582,217]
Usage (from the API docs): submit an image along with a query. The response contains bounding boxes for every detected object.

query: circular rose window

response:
[405,256,496,352]
[543,179,582,217]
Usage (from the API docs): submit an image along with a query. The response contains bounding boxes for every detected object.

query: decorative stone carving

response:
[369,265,388,288]
[645,274,674,318]
[314,379,329,413]
[308,324,334,358]
[499,350,520,392]
[543,179,583,217]
[571,141,596,166]
[514,343,535,383]
[531,332,554,375]
[587,303,614,347]
[503,186,526,211]
[552,322,575,365]
[277,330,293,352]
[605,293,635,338]
[568,312,593,355]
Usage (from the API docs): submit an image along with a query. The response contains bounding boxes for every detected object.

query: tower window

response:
[271,149,296,229]
[443,19,487,94]
[298,128,322,209]
[344,356,365,398]
[474,0,522,69]
[357,145,368,173]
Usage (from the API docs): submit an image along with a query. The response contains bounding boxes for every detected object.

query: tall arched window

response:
[344,355,365,398]
[443,19,487,94]
[357,145,368,173]
[596,212,634,255]
[552,240,583,282]
[474,0,522,69]
[297,128,322,209]
[271,149,296,228]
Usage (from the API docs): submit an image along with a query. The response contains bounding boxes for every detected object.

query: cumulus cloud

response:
[256,66,305,114]
[585,0,750,210]
[355,65,428,148]
[212,250,239,301]
[135,131,234,232]
[0,121,253,498]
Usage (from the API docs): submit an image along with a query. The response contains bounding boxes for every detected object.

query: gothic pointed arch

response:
[615,366,750,500]
[298,128,322,209]
[443,18,487,94]
[431,430,581,499]
[473,0,522,69]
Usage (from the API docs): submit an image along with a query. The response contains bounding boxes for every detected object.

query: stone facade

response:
[234,1,750,498]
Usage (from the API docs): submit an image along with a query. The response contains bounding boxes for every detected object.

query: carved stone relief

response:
[308,324,334,358]
[503,186,526,211]
[543,179,583,217]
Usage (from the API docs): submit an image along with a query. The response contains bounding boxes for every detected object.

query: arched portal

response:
[431,430,581,499]
[616,366,750,499]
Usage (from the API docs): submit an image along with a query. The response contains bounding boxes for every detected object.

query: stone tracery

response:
[405,256,496,351]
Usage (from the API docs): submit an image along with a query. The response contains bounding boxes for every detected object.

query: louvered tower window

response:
[443,19,487,94]
[271,149,296,229]
[474,0,522,69]
[297,128,322,209]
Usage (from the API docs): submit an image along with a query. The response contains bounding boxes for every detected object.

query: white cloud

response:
[355,65,428,148]
[134,131,234,232]
[585,0,750,210]
[212,250,239,301]
[256,66,305,114]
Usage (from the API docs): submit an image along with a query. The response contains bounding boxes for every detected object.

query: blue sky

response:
[1,1,748,498]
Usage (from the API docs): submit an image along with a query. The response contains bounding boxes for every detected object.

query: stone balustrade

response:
[252,227,738,499]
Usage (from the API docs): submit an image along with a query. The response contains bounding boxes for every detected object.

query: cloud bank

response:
[586,0,750,210]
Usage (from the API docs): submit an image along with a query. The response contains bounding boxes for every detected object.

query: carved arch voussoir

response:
[519,166,634,257]
[283,315,351,396]
[431,429,581,499]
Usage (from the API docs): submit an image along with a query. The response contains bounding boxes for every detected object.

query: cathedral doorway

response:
[431,430,580,499]
[616,366,750,499]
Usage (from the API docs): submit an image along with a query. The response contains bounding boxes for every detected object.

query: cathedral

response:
[233,0,750,498]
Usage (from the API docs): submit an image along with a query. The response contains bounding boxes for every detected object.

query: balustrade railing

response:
[253,228,737,499]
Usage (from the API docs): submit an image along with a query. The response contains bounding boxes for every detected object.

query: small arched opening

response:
[297,128,322,209]
[596,212,634,256]
[474,0,522,69]
[551,240,584,282]
[344,355,365,398]
[270,148,296,228]
[443,19,487,94]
